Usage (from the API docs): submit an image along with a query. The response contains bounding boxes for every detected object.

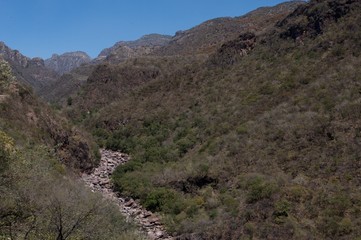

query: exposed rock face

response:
[82,149,173,240]
[29,57,45,67]
[208,32,257,66]
[278,0,360,40]
[0,42,59,93]
[45,51,91,75]
[0,42,29,68]
[95,34,172,64]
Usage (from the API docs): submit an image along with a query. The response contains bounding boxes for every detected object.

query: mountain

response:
[95,34,172,63]
[45,51,92,75]
[1,0,360,239]
[39,34,172,103]
[40,63,96,104]
[63,1,304,114]
[0,41,29,67]
[0,59,140,239]
[65,0,361,239]
[43,2,302,105]
[0,41,59,93]
[154,1,306,56]
[0,59,98,170]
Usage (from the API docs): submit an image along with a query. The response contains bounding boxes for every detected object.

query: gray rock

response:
[45,51,91,75]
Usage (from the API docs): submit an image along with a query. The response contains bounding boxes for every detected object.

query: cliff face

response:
[45,51,92,75]
[0,41,29,67]
[0,42,59,93]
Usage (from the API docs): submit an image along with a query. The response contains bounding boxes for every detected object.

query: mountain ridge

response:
[1,0,361,239]
[94,34,172,64]
[64,0,361,238]
[45,51,92,75]
[40,1,303,104]
[154,1,306,56]
[0,41,59,93]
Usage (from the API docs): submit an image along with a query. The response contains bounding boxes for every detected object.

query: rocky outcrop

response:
[45,51,91,75]
[0,42,59,93]
[0,41,29,68]
[208,32,257,66]
[95,34,172,64]
[278,0,360,40]
[82,149,173,240]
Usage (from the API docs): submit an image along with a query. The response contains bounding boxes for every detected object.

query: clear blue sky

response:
[1,0,290,59]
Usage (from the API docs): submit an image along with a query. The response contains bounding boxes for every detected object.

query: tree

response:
[0,60,15,90]
[47,183,102,240]
[0,145,138,239]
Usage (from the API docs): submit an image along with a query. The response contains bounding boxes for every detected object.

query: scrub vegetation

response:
[67,0,361,238]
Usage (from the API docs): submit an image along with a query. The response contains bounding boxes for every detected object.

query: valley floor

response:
[82,149,172,240]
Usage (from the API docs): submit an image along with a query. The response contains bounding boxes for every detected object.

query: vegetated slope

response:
[40,63,96,104]
[0,42,59,93]
[0,59,98,171]
[45,51,92,75]
[154,1,305,56]
[67,55,206,119]
[0,60,141,239]
[41,34,172,104]
[95,34,172,64]
[61,2,302,114]
[41,2,302,105]
[69,0,361,239]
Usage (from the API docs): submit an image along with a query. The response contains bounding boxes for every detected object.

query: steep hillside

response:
[0,60,141,239]
[0,42,59,93]
[0,59,99,171]
[154,1,305,56]
[96,34,172,63]
[40,63,96,104]
[45,51,92,75]
[68,0,361,239]
[67,55,205,118]
[50,2,302,108]
[39,2,302,105]
[40,34,172,103]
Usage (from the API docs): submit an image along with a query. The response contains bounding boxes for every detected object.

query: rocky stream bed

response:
[81,149,173,240]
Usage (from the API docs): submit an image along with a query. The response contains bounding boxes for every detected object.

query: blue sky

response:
[1,0,290,59]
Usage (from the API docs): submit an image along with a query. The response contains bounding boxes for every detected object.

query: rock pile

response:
[82,149,173,240]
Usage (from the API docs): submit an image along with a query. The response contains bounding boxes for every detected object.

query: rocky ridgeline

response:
[82,149,173,240]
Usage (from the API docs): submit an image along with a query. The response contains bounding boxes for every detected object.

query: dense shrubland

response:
[65,1,361,238]
[0,141,139,239]
[0,60,141,239]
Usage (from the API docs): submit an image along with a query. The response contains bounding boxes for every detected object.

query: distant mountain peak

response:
[45,51,92,75]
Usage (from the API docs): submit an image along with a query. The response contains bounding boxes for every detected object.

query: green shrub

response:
[0,131,14,174]
[176,137,196,156]
[236,124,248,135]
[245,176,278,203]
[273,199,291,224]
[0,60,15,89]
[143,188,184,215]
[112,161,142,177]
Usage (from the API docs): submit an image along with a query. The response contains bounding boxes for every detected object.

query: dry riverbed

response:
[82,149,173,240]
